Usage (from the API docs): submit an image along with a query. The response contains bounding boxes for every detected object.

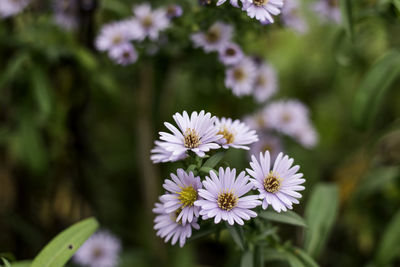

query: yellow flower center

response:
[233,68,246,81]
[184,128,201,148]
[218,127,235,144]
[205,27,221,43]
[263,172,281,193]
[112,35,123,45]
[142,16,153,28]
[282,112,292,123]
[217,192,238,211]
[256,75,267,87]
[178,186,197,207]
[92,247,104,259]
[254,0,269,7]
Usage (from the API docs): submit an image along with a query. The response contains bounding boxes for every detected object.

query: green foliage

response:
[31,218,99,267]
[259,210,307,228]
[340,0,354,41]
[226,223,247,251]
[375,211,400,265]
[304,184,339,259]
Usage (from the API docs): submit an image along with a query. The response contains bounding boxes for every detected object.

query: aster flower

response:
[0,0,30,18]
[195,167,261,225]
[312,0,341,23]
[215,117,258,150]
[108,43,138,66]
[166,4,183,19]
[218,42,244,66]
[160,169,202,224]
[73,231,121,267]
[243,110,270,132]
[253,62,278,103]
[242,0,284,24]
[293,123,318,148]
[158,111,222,159]
[53,0,78,30]
[133,3,170,41]
[95,21,137,52]
[150,141,188,163]
[282,0,308,34]
[225,57,257,96]
[247,151,305,212]
[249,133,282,160]
[216,0,240,7]
[191,22,233,53]
[153,198,200,247]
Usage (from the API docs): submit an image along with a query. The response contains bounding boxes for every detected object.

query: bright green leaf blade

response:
[394,0,400,12]
[9,261,31,267]
[226,224,246,251]
[352,50,400,130]
[375,211,400,265]
[293,248,319,267]
[259,210,307,228]
[241,251,253,267]
[1,258,11,267]
[31,217,99,267]
[285,252,306,267]
[202,152,225,169]
[304,184,339,258]
[340,0,354,41]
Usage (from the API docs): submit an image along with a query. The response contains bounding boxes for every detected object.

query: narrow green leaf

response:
[31,66,53,120]
[202,152,225,169]
[259,210,307,228]
[293,248,319,267]
[31,217,99,267]
[375,211,400,265]
[263,248,287,262]
[352,50,400,130]
[226,224,246,251]
[254,245,264,267]
[241,251,253,267]
[304,184,339,258]
[186,164,197,173]
[8,261,31,267]
[339,0,354,41]
[285,252,306,267]
[0,52,29,88]
[1,258,11,267]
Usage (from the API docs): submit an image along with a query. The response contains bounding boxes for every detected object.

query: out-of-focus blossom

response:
[247,151,305,212]
[215,117,258,150]
[217,0,240,7]
[0,0,30,18]
[95,22,136,52]
[151,141,188,163]
[166,4,183,18]
[282,0,308,33]
[253,62,278,103]
[53,0,78,30]
[242,0,284,24]
[73,231,121,267]
[133,3,170,40]
[312,0,341,23]
[108,43,138,66]
[225,57,257,96]
[218,42,244,66]
[293,123,318,149]
[191,22,233,53]
[249,133,282,160]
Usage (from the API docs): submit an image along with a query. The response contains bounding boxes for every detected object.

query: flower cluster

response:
[217,0,284,24]
[191,22,278,102]
[312,0,341,23]
[0,0,30,18]
[151,111,305,247]
[95,3,181,66]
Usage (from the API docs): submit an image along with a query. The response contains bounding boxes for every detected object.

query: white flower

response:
[73,231,121,267]
[242,0,284,24]
[253,62,278,103]
[312,0,341,23]
[53,0,78,30]
[0,0,30,18]
[225,57,257,97]
[282,0,308,34]
[133,3,170,41]
[218,42,244,66]
[160,169,202,224]
[249,133,282,160]
[95,22,135,52]
[247,151,305,212]
[217,0,241,7]
[150,141,187,163]
[191,22,233,53]
[108,43,138,66]
[158,111,222,158]
[215,117,258,150]
[153,198,200,247]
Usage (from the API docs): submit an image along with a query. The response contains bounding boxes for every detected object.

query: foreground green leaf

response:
[240,250,253,267]
[9,261,31,267]
[226,224,246,251]
[259,210,307,228]
[202,152,225,169]
[31,217,99,267]
[375,211,400,265]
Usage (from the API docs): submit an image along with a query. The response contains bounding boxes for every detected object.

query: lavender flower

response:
[0,0,30,18]
[253,62,278,103]
[312,0,341,23]
[191,22,233,53]
[215,117,259,150]
[108,43,138,66]
[249,133,283,160]
[53,0,78,30]
[242,0,284,24]
[225,57,257,96]
[218,42,244,66]
[133,3,170,41]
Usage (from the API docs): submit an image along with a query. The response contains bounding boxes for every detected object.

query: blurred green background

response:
[0,0,400,266]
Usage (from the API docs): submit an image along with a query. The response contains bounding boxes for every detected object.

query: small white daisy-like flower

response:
[282,0,308,34]
[253,62,278,103]
[191,22,233,53]
[0,0,30,18]
[95,22,134,52]
[247,151,305,212]
[160,169,202,224]
[53,0,78,30]
[216,0,240,7]
[150,141,187,163]
[218,42,244,66]
[312,0,341,23]
[153,198,200,247]
[249,133,282,160]
[166,4,183,19]
[73,231,121,267]
[242,0,284,24]
[158,110,222,159]
[108,43,138,66]
[264,99,310,136]
[225,57,257,97]
[133,3,170,41]
[215,117,258,150]
[195,167,261,225]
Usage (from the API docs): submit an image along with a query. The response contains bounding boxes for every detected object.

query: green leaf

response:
[226,223,246,251]
[352,50,400,130]
[0,52,30,88]
[1,258,11,267]
[393,0,400,12]
[339,0,354,41]
[293,248,319,267]
[186,164,197,173]
[285,252,306,267]
[31,217,99,267]
[202,152,225,169]
[375,211,400,265]
[259,210,307,228]
[8,261,31,267]
[304,184,339,258]
[241,251,253,267]
[30,66,53,120]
